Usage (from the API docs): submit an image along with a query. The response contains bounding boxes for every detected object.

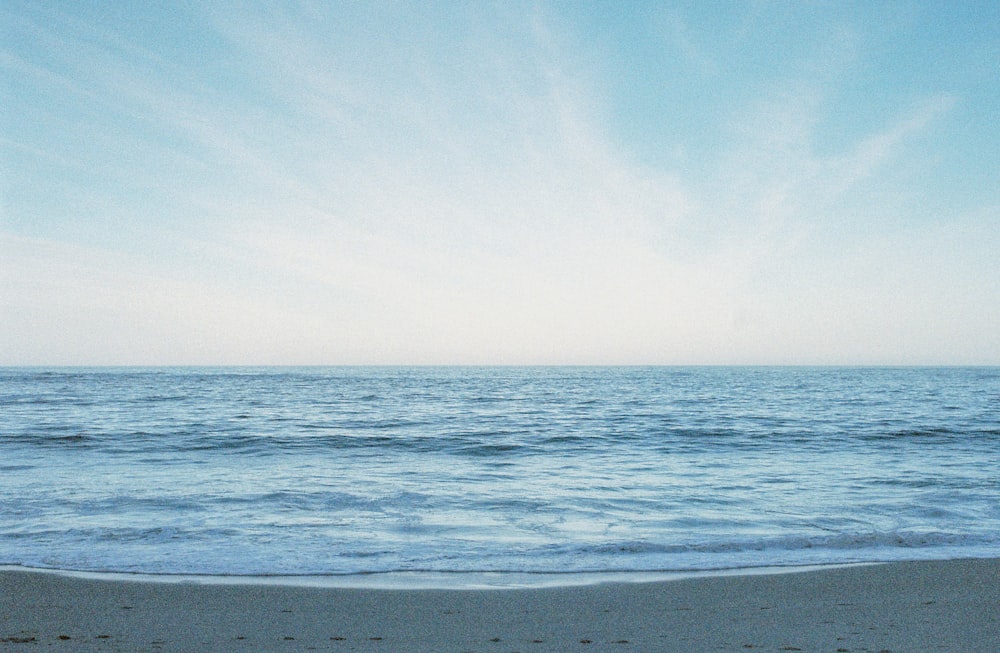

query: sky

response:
[2,1,998,365]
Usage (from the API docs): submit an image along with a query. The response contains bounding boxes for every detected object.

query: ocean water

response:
[1,366,998,583]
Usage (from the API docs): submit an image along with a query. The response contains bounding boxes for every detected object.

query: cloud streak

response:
[2,1,997,364]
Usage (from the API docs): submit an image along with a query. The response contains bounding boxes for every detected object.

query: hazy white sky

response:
[2,1,998,365]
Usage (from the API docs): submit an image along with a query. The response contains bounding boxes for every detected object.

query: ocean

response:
[1,366,997,585]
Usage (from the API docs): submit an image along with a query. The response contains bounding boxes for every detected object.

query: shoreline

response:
[2,558,998,651]
[0,562,882,590]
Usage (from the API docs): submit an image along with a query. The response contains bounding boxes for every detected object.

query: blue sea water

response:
[1,366,998,582]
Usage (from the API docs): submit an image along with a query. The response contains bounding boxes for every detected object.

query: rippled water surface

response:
[1,366,998,576]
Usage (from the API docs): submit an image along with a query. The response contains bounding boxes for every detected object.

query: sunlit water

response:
[2,367,997,580]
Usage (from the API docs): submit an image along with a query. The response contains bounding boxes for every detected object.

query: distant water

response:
[2,367,998,581]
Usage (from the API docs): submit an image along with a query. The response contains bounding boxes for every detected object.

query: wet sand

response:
[2,558,998,652]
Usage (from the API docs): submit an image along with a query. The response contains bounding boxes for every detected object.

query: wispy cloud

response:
[2,2,997,364]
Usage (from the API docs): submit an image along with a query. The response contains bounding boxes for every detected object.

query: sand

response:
[1,558,998,652]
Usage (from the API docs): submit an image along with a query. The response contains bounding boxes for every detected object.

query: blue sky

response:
[2,1,998,365]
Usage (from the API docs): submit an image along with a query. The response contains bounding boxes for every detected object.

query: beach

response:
[2,558,997,652]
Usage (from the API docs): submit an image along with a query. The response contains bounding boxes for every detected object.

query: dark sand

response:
[2,558,998,652]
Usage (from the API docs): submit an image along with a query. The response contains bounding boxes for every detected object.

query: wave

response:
[2,432,101,449]
[582,530,1000,557]
[2,529,996,578]
[3,366,998,580]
